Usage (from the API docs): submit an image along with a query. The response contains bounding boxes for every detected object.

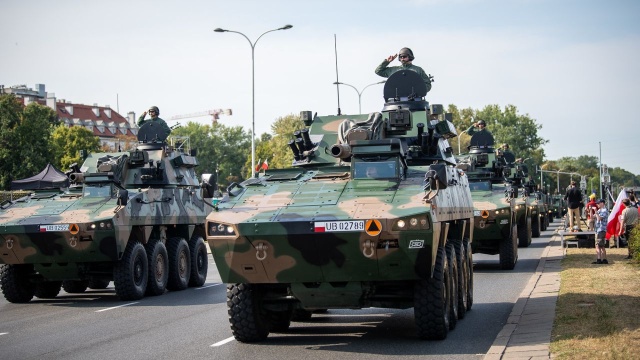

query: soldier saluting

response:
[138,106,171,139]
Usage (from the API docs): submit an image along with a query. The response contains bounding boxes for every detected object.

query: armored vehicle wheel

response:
[0,264,35,303]
[114,240,148,300]
[188,236,208,287]
[500,223,518,270]
[549,213,554,223]
[414,246,450,340]
[88,279,110,290]
[227,283,270,342]
[531,214,541,238]
[463,238,473,310]
[145,239,168,296]
[266,307,293,332]
[291,309,313,321]
[62,280,89,293]
[34,281,62,299]
[445,243,459,330]
[167,237,191,291]
[450,239,468,319]
[518,216,532,247]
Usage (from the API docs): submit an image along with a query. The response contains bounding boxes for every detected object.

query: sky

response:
[1,0,639,175]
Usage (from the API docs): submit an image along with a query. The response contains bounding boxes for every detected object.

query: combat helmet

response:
[148,106,160,115]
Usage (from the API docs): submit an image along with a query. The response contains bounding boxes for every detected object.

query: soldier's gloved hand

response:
[387,54,397,62]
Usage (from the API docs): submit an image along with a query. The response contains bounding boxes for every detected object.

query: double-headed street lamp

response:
[214,24,293,178]
[332,80,386,114]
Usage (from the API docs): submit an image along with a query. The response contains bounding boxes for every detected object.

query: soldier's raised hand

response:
[387,54,397,62]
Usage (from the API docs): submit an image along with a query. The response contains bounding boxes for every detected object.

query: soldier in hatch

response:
[375,47,432,92]
[138,106,171,139]
[466,119,490,136]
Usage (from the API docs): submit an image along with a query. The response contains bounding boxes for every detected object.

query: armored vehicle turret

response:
[206,71,475,342]
[0,122,212,302]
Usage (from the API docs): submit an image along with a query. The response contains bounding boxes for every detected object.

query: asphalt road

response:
[0,223,559,360]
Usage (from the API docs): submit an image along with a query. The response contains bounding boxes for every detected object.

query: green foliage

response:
[50,125,100,170]
[629,225,640,262]
[251,113,305,175]
[0,95,57,189]
[171,122,251,187]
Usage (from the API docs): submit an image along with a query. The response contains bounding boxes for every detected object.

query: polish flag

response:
[606,189,628,240]
[255,159,262,172]
[261,159,269,171]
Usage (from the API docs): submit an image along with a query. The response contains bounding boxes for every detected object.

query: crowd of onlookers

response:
[565,185,639,264]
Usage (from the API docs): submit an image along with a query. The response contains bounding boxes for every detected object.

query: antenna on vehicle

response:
[334,34,341,116]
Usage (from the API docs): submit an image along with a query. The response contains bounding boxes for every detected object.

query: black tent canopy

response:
[11,163,69,190]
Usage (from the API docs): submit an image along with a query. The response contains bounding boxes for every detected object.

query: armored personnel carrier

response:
[550,194,566,219]
[206,71,474,342]
[456,132,519,269]
[0,122,211,302]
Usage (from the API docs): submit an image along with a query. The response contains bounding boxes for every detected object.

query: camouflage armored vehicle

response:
[550,194,566,219]
[456,132,519,269]
[206,71,474,342]
[0,122,212,302]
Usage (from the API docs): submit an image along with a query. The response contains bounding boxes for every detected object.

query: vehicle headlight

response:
[90,221,113,230]
[393,216,430,231]
[208,222,236,237]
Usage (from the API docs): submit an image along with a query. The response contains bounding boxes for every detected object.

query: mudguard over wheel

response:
[445,243,459,330]
[518,215,532,247]
[188,236,208,287]
[145,239,169,296]
[34,281,62,299]
[227,283,270,342]
[167,237,191,291]
[114,240,148,300]
[62,280,89,294]
[500,223,518,270]
[414,246,450,340]
[450,239,468,319]
[0,264,35,303]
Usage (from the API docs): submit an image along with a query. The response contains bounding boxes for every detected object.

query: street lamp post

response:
[214,24,293,178]
[332,80,386,114]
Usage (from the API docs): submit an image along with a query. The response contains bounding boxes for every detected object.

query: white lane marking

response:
[195,283,223,290]
[95,302,139,313]
[0,332,8,336]
[211,336,235,347]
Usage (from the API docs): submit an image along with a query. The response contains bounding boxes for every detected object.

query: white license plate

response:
[40,224,70,232]
[473,210,481,216]
[314,221,364,232]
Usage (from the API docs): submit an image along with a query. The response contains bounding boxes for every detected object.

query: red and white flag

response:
[261,159,269,171]
[255,159,262,172]
[606,189,628,240]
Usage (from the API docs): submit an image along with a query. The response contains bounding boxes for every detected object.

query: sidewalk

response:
[484,223,564,360]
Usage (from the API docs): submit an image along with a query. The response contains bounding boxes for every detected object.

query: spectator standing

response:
[586,194,598,231]
[593,199,609,264]
[619,198,639,259]
[564,181,582,230]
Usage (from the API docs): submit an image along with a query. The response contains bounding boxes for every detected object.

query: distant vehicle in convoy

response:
[0,123,213,303]
[456,132,519,269]
[206,70,475,342]
[550,194,566,219]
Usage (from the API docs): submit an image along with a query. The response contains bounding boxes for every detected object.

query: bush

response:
[629,224,640,261]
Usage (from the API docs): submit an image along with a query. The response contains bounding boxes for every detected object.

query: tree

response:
[0,95,57,189]
[50,125,100,171]
[251,113,305,175]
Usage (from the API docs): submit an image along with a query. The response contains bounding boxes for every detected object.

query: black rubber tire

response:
[167,237,191,291]
[463,238,473,310]
[0,264,35,303]
[188,236,208,287]
[450,239,468,319]
[34,281,62,299]
[113,240,148,300]
[227,283,270,342]
[531,214,541,238]
[265,307,293,332]
[291,309,313,321]
[500,223,518,270]
[62,280,89,293]
[88,279,111,290]
[414,246,450,340]
[518,215,532,247]
[445,242,459,330]
[145,239,169,296]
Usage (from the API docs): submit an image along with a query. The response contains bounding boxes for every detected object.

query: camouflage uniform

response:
[465,125,490,136]
[375,60,432,92]
[137,114,171,138]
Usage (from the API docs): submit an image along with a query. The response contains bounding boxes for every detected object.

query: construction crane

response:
[169,109,232,123]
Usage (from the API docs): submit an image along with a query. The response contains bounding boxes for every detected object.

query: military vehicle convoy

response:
[0,122,211,302]
[455,132,520,269]
[206,71,475,342]
[550,194,566,219]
